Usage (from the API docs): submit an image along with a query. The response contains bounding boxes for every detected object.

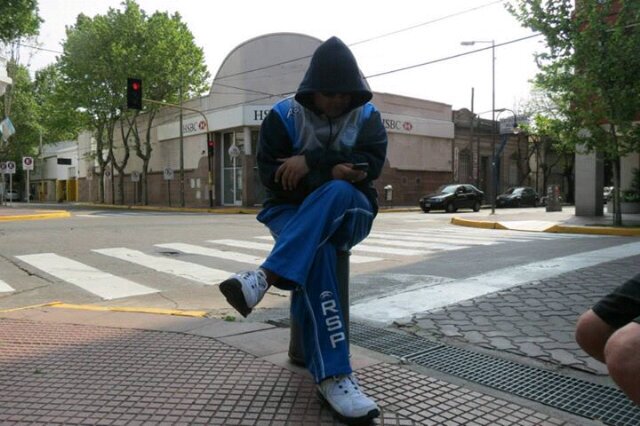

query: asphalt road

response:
[0,207,634,318]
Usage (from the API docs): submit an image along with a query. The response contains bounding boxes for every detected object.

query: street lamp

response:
[461,40,496,213]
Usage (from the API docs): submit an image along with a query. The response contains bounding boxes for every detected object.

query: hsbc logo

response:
[383,118,413,132]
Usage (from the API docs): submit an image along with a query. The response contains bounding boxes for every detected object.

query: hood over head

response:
[295,36,372,112]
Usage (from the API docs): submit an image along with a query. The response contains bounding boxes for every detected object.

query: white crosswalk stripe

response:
[93,248,231,284]
[0,279,14,293]
[155,243,265,265]
[9,227,587,303]
[352,241,640,324]
[212,238,383,264]
[16,253,158,300]
[364,237,469,251]
[368,232,496,246]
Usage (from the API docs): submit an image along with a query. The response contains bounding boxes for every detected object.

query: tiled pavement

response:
[0,308,583,426]
[409,253,640,377]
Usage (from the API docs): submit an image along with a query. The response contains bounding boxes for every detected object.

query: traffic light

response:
[127,78,143,110]
[207,135,215,157]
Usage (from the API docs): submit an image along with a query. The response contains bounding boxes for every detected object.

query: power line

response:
[17,43,62,55]
[365,33,543,80]
[349,0,504,47]
[215,1,506,81]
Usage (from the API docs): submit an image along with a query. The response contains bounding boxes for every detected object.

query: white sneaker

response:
[317,374,380,424]
[218,269,269,317]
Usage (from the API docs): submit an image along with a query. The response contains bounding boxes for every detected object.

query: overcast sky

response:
[24,0,544,118]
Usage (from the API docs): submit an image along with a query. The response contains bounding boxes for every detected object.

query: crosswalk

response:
[2,227,593,301]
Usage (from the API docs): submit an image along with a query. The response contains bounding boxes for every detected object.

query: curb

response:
[450,216,509,230]
[451,216,640,236]
[546,224,640,237]
[0,211,71,222]
[73,202,260,215]
[0,301,207,318]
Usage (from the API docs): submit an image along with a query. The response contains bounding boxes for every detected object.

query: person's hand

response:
[275,155,309,190]
[331,163,367,184]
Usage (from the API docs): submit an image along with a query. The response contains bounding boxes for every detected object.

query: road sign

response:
[23,156,34,171]
[228,144,240,159]
[163,167,174,180]
[131,171,140,182]
[0,162,6,173]
[6,161,16,174]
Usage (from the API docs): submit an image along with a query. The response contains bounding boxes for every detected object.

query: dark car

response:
[496,186,539,208]
[419,183,484,213]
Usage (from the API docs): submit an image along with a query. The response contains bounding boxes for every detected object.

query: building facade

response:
[67,33,458,208]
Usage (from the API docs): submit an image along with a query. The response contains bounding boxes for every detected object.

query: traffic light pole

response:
[142,98,214,208]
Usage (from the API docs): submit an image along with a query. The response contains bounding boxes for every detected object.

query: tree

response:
[58,0,209,205]
[0,62,39,159]
[508,0,640,225]
[0,0,42,44]
[120,6,209,205]
[59,12,121,203]
[33,64,86,143]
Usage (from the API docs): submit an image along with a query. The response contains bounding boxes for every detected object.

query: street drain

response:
[348,322,640,426]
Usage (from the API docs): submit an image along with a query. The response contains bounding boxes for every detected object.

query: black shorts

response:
[592,273,640,329]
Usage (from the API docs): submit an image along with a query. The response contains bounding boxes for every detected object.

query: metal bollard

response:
[288,250,350,366]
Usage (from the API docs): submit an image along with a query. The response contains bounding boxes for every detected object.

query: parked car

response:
[419,183,484,213]
[3,190,20,202]
[496,186,539,208]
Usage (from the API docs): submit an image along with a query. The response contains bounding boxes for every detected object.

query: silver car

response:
[3,190,20,201]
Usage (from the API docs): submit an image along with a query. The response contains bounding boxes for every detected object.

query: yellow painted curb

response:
[545,225,640,237]
[0,211,71,222]
[450,217,508,230]
[75,202,259,215]
[50,303,207,318]
[0,301,206,317]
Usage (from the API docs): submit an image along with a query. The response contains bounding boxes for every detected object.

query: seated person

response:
[575,273,640,405]
[218,36,388,424]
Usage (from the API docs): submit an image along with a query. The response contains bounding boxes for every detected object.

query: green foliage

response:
[56,0,210,203]
[59,0,210,118]
[33,64,86,142]
[508,0,640,158]
[0,62,39,160]
[0,0,42,43]
[622,168,640,202]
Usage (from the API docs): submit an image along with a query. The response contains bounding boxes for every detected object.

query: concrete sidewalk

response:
[0,306,587,425]
[449,206,640,236]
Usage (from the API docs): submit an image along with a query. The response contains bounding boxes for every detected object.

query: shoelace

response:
[242,270,268,292]
[332,375,364,396]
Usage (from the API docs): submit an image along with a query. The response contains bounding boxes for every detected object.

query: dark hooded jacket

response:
[257,36,388,213]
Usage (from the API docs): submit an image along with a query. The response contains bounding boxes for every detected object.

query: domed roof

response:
[208,33,322,110]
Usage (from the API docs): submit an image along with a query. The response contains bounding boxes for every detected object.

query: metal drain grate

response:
[349,322,640,426]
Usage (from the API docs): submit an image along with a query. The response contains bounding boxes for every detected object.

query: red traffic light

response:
[127,77,143,110]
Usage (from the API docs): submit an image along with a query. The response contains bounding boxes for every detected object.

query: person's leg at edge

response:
[575,309,616,363]
[604,320,640,405]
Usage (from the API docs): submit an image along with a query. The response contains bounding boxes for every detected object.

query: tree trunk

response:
[612,157,622,226]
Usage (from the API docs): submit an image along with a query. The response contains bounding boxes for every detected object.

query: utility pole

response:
[179,80,185,207]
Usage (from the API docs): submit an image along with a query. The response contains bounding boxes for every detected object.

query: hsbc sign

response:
[380,113,453,139]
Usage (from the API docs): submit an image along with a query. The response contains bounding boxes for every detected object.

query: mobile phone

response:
[352,162,369,171]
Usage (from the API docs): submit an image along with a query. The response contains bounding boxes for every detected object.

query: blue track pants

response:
[257,180,374,383]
